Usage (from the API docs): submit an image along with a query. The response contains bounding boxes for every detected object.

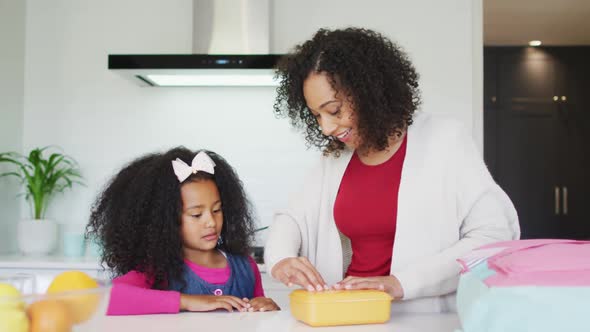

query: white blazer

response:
[264,112,520,313]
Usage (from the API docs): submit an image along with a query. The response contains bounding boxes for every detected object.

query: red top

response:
[334,135,407,277]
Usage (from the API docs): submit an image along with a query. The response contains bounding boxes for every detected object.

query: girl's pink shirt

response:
[107,256,264,315]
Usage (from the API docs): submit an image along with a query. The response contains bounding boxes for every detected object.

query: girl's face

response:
[180,179,223,253]
[303,72,361,150]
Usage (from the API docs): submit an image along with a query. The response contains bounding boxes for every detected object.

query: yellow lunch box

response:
[289,289,393,327]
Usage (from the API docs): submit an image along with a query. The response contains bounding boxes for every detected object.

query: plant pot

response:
[17,219,58,255]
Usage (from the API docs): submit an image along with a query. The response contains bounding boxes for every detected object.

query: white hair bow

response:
[171,151,216,182]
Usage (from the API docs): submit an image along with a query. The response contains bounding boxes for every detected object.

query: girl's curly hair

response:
[273,27,421,156]
[86,147,255,289]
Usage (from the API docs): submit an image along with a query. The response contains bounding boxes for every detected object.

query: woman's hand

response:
[271,257,328,291]
[246,297,281,312]
[333,275,404,299]
[180,294,251,312]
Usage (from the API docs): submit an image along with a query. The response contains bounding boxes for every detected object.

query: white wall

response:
[13,0,482,249]
[272,0,483,143]
[0,0,26,253]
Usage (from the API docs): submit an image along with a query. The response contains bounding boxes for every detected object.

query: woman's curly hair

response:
[273,27,421,155]
[86,147,255,289]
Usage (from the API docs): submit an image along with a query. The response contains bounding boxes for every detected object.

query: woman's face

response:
[179,179,223,253]
[303,72,361,150]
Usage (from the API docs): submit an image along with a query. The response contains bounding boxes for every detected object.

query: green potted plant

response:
[0,147,83,255]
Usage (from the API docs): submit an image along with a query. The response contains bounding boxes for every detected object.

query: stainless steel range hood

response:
[108,0,281,87]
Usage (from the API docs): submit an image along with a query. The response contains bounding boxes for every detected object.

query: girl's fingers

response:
[248,298,262,309]
[215,301,233,312]
[262,302,280,311]
[222,298,239,311]
[224,297,247,311]
[247,298,280,312]
[242,298,251,308]
[233,296,250,308]
[251,301,279,312]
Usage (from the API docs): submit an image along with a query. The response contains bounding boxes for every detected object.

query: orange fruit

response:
[46,271,100,324]
[27,299,72,332]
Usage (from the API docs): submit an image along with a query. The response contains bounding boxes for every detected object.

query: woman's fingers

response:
[335,276,383,290]
[272,258,294,286]
[273,257,327,290]
[333,276,402,298]
[288,269,321,290]
[338,276,363,286]
[333,275,355,289]
[341,275,355,283]
[296,257,327,290]
[288,261,322,290]
[343,280,383,290]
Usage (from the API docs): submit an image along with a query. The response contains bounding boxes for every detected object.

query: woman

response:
[264,27,520,313]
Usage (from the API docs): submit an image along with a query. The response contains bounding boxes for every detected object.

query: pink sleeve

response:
[248,256,265,297]
[107,271,181,315]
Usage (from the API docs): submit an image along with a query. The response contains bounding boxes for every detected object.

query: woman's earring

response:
[217,235,223,247]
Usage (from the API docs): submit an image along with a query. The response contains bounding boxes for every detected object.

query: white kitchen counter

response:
[91,308,460,332]
[79,284,461,332]
[1,256,462,331]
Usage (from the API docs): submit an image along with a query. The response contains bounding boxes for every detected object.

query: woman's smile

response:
[335,128,352,142]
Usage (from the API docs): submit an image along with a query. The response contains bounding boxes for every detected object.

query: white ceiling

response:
[484,0,590,46]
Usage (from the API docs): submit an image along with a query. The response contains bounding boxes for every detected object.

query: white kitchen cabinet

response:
[0,255,107,293]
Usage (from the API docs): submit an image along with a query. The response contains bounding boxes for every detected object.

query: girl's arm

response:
[107,271,181,315]
[247,256,265,297]
[109,259,264,315]
[248,256,280,311]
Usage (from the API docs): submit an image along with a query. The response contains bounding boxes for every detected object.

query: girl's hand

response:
[246,297,280,312]
[180,294,251,312]
[271,257,328,291]
[333,275,404,299]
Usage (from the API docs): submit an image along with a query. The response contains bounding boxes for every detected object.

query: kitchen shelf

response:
[0,255,104,270]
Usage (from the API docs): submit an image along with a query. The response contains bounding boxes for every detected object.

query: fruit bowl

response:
[0,274,111,332]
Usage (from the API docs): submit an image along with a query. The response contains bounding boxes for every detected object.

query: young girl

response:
[87,147,279,314]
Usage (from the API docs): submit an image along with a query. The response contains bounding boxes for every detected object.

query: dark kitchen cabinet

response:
[484,47,590,240]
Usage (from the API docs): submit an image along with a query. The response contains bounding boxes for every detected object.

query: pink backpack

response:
[456,239,590,332]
